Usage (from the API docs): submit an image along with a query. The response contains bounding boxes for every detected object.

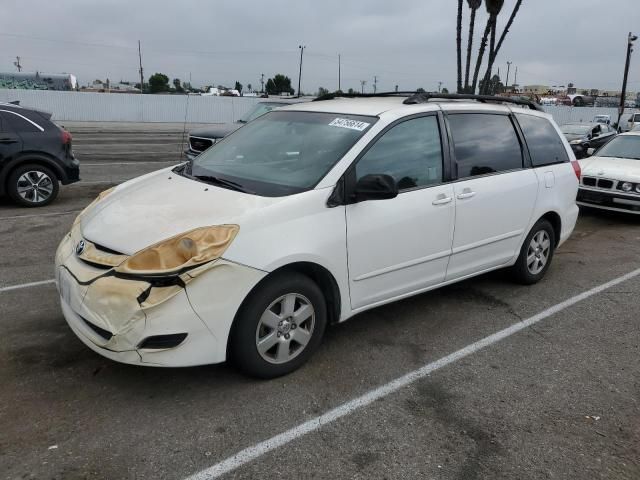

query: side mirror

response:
[353,174,398,202]
[587,148,595,157]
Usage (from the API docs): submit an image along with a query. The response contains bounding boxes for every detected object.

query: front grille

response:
[189,136,213,153]
[582,177,616,190]
[81,316,113,340]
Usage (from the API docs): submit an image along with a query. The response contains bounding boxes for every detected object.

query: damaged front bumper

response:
[55,227,267,367]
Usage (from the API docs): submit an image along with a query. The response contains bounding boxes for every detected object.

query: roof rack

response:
[402,92,544,111]
[313,91,543,111]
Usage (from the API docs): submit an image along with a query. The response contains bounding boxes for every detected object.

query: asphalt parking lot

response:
[1,124,639,480]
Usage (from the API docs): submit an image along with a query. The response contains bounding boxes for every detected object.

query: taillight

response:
[61,130,72,144]
[571,160,581,181]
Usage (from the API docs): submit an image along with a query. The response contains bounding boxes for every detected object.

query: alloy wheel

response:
[16,170,54,204]
[255,293,316,364]
[526,230,551,275]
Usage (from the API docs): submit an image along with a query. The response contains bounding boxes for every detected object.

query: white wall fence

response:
[1,89,638,126]
[0,89,261,123]
[543,105,639,126]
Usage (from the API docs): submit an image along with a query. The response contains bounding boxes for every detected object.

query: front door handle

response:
[432,194,453,206]
[0,137,17,144]
[457,190,476,200]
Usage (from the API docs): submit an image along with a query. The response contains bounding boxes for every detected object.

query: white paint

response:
[0,279,55,293]
[184,267,640,480]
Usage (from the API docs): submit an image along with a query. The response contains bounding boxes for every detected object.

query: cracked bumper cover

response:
[55,229,267,367]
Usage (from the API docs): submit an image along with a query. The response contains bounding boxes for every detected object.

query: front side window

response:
[189,111,376,196]
[516,114,569,166]
[355,116,443,190]
[448,113,523,178]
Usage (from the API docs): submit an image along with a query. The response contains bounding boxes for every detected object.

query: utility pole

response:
[617,32,638,128]
[338,54,341,92]
[438,81,443,93]
[13,56,22,72]
[260,73,265,94]
[373,75,377,94]
[138,40,144,94]
[297,45,306,97]
[513,66,518,91]
[360,80,366,94]
[505,61,512,89]
[395,84,399,93]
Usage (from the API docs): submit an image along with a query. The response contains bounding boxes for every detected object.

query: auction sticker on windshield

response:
[328,118,370,131]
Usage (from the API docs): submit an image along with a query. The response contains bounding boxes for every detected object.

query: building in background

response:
[0,72,77,90]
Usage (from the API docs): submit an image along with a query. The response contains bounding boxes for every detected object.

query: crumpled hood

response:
[189,122,241,140]
[81,169,284,255]
[579,156,640,183]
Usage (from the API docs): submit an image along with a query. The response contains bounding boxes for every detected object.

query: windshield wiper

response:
[193,175,254,193]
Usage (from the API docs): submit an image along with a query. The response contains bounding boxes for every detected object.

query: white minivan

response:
[55,94,580,377]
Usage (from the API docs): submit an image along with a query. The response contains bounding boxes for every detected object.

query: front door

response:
[0,112,23,167]
[346,114,455,310]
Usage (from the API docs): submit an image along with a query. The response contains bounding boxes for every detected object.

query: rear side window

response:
[516,114,569,167]
[355,115,443,190]
[0,110,42,133]
[448,113,523,178]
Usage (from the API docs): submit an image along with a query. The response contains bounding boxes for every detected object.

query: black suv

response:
[0,103,79,207]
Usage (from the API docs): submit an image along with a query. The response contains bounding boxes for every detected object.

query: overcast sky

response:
[1,0,639,93]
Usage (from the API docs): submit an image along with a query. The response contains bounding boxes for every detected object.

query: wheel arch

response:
[538,211,562,247]
[225,260,342,360]
[1,153,66,195]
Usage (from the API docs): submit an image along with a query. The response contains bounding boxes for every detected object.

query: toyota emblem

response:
[76,240,86,255]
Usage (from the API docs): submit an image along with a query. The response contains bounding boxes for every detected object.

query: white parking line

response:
[184,267,640,480]
[0,210,81,220]
[0,279,56,293]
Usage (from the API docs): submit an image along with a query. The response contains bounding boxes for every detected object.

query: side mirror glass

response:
[587,148,595,157]
[353,174,398,202]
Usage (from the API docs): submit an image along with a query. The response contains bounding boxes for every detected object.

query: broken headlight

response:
[115,225,239,276]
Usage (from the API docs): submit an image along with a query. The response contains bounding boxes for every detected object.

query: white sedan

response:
[577,131,640,214]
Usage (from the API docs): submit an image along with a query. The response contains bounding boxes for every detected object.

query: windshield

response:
[238,102,283,123]
[561,125,591,135]
[189,110,376,196]
[596,135,640,160]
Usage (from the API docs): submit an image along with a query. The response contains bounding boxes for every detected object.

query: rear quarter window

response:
[0,110,42,133]
[516,114,569,167]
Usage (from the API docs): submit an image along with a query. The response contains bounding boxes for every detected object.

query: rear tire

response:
[7,163,59,207]
[229,271,327,378]
[511,219,556,285]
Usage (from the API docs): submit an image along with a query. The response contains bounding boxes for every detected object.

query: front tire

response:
[229,272,327,378]
[511,219,556,285]
[7,163,59,207]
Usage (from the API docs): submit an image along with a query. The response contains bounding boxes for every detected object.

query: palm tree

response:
[464,0,482,93]
[479,0,504,94]
[456,0,464,93]
[471,17,492,94]
[481,0,523,94]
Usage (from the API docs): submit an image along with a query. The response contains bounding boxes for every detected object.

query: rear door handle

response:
[457,191,476,200]
[0,137,17,144]
[432,195,453,206]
